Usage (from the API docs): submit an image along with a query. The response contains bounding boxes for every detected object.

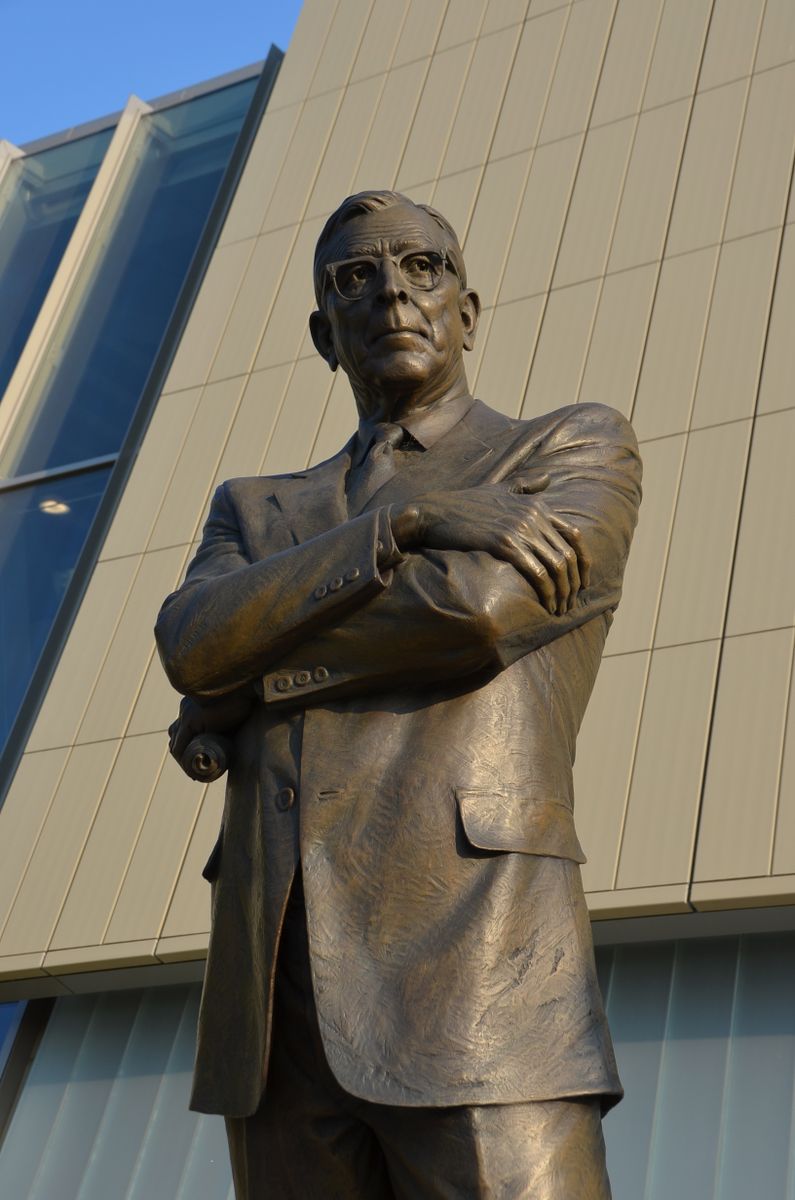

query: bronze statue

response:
[156,191,642,1198]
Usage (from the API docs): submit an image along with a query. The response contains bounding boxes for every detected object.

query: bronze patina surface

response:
[156,191,642,1198]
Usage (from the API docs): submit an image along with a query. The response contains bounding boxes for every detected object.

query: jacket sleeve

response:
[154,481,399,697]
[260,404,642,706]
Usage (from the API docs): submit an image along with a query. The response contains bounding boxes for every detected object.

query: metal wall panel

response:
[537,0,617,145]
[756,0,795,72]
[461,152,530,306]
[351,0,410,80]
[0,742,120,963]
[642,0,712,109]
[442,25,521,175]
[218,103,302,247]
[695,628,794,882]
[208,226,296,382]
[631,246,719,440]
[396,42,474,188]
[161,240,256,395]
[607,99,690,274]
[552,117,635,288]
[590,0,663,126]
[499,134,583,302]
[578,263,657,412]
[307,75,387,219]
[698,0,765,91]
[616,640,720,890]
[666,80,748,257]
[490,7,568,159]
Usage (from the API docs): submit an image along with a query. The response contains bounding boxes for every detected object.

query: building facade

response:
[1,1,794,1195]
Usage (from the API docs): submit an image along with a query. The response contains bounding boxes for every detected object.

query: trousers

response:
[225,876,612,1199]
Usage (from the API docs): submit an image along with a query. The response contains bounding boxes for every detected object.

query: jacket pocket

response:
[201,825,224,882]
[455,788,586,864]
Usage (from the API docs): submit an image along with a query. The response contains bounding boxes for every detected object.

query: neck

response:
[353,370,472,425]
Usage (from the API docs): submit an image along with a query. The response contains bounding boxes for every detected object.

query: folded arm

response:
[155,487,399,697]
[160,403,640,718]
[262,404,642,706]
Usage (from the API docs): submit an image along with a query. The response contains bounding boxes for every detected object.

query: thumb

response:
[509,473,550,495]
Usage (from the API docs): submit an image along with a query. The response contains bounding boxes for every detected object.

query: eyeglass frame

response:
[322,246,459,303]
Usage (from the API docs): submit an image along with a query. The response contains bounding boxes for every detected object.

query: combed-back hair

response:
[313,190,467,305]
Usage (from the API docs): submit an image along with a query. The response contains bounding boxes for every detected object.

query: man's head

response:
[309,191,480,420]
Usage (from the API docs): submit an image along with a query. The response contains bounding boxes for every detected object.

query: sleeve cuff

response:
[377,506,406,571]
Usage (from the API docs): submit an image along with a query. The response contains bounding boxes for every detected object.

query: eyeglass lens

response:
[333,251,445,300]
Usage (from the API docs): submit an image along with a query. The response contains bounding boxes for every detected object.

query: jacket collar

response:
[352,393,476,466]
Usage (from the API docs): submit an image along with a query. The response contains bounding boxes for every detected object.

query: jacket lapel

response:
[267,439,355,546]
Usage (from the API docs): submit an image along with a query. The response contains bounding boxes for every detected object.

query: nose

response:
[375,258,409,303]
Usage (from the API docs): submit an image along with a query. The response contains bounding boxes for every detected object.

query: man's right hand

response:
[389,477,590,616]
[168,687,257,764]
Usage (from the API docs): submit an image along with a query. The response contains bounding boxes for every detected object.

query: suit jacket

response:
[155,398,641,1117]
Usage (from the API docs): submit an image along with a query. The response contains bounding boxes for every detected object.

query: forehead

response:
[326,204,445,261]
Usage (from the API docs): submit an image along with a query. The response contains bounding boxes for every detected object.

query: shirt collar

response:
[353,393,475,466]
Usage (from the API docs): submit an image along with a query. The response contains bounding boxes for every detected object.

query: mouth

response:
[370,327,427,346]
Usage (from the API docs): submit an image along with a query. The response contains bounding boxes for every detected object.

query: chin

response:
[367,350,433,389]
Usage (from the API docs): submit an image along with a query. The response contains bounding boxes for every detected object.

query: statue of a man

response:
[156,191,641,1198]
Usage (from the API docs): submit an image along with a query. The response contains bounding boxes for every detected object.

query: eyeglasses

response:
[324,248,454,302]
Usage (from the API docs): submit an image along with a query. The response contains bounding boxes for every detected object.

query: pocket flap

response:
[201,825,224,883]
[455,788,586,863]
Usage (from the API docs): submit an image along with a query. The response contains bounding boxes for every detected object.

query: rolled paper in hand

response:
[182,734,231,783]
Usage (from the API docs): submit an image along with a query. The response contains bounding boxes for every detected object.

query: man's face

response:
[311,203,479,413]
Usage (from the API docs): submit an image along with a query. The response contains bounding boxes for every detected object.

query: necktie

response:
[347,422,404,514]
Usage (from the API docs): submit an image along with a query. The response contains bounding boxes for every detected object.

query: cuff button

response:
[274,676,292,692]
[345,567,360,581]
[313,666,329,683]
[329,577,343,591]
[295,670,311,686]
[314,584,328,600]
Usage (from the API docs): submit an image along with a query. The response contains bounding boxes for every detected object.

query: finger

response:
[497,537,557,612]
[538,526,581,612]
[509,473,550,496]
[171,720,197,763]
[525,532,574,615]
[549,513,591,591]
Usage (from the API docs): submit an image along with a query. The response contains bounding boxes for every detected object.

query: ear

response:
[459,289,481,352]
[309,309,338,371]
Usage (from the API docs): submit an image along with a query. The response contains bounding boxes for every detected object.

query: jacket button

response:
[274,676,292,692]
[313,666,329,682]
[295,670,311,686]
[329,577,343,591]
[275,787,295,811]
[345,567,360,581]
[314,584,328,600]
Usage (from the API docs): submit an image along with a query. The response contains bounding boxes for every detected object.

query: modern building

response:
[1,2,794,1196]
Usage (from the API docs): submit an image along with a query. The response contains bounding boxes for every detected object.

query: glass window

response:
[1,78,257,477]
[0,70,263,766]
[0,468,112,747]
[0,1002,24,1078]
[597,931,795,1199]
[0,129,113,400]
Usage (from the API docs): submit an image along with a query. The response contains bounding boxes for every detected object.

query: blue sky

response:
[0,0,304,146]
